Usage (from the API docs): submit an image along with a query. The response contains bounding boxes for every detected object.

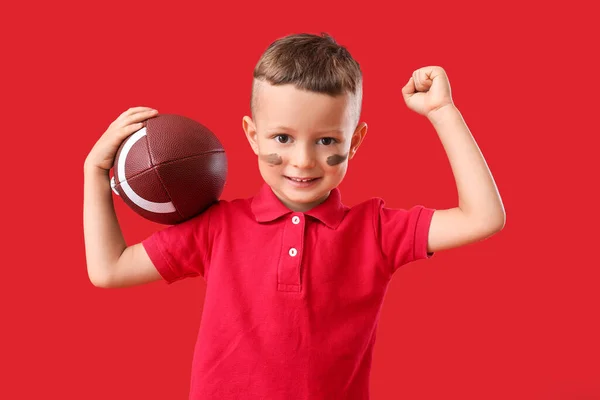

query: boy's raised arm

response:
[83,107,162,288]
[401,67,506,253]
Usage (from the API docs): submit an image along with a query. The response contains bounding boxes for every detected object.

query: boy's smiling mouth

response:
[286,176,319,182]
[284,176,322,187]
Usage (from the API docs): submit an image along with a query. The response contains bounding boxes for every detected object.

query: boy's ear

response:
[349,122,368,160]
[242,116,259,156]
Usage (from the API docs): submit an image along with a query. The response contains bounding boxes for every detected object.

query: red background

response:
[2,0,598,398]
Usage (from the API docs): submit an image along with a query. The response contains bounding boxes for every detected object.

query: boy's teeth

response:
[291,177,313,182]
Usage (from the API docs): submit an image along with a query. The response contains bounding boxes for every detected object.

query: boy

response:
[84,33,505,399]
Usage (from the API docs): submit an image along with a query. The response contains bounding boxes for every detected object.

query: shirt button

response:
[292,216,300,224]
[289,248,298,257]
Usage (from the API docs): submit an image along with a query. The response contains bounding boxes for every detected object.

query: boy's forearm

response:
[427,105,505,226]
[83,165,127,286]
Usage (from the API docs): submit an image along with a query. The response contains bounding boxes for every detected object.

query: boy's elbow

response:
[89,274,108,288]
[487,213,505,238]
[483,208,506,233]
[88,268,113,288]
[495,211,506,232]
[474,211,505,238]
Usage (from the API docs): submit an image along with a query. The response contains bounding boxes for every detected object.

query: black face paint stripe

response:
[327,153,348,166]
[260,153,283,165]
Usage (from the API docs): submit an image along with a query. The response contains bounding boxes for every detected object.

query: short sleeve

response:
[142,205,214,284]
[373,199,435,274]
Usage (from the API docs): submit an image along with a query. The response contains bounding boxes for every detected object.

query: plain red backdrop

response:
[2,0,598,399]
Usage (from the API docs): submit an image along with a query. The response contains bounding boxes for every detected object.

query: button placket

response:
[277,214,305,292]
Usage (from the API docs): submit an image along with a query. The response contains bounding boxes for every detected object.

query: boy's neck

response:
[271,187,331,212]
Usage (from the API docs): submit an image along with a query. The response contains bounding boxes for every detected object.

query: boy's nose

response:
[290,146,316,169]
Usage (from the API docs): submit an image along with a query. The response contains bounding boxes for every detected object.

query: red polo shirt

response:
[142,183,435,399]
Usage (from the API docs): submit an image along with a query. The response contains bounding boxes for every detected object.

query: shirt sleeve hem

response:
[142,236,179,284]
[414,207,436,261]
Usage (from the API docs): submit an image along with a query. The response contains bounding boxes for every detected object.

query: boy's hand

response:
[401,66,454,118]
[85,107,159,173]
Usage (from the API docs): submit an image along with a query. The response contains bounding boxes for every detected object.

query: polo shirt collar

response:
[251,183,345,229]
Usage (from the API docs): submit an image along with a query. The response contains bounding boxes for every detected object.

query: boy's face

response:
[243,82,368,212]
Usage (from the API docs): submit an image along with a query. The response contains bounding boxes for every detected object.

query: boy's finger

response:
[122,109,158,127]
[123,122,145,135]
[111,122,144,143]
[119,106,155,120]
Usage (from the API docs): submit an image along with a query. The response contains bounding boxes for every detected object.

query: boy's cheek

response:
[259,153,283,166]
[326,153,348,166]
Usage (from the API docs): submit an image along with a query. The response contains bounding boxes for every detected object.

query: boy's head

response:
[243,32,368,212]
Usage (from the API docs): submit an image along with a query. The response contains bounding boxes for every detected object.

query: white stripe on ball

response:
[118,127,176,214]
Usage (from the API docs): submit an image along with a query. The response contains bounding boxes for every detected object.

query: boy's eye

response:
[273,135,337,145]
[275,134,290,144]
[318,137,336,146]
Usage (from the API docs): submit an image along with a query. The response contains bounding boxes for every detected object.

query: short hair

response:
[250,32,363,127]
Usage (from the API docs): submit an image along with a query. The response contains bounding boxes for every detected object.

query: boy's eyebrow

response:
[267,126,344,135]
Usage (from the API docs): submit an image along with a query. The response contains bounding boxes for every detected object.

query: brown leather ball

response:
[111,113,227,225]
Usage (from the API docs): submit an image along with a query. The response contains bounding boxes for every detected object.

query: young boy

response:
[84,33,505,399]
